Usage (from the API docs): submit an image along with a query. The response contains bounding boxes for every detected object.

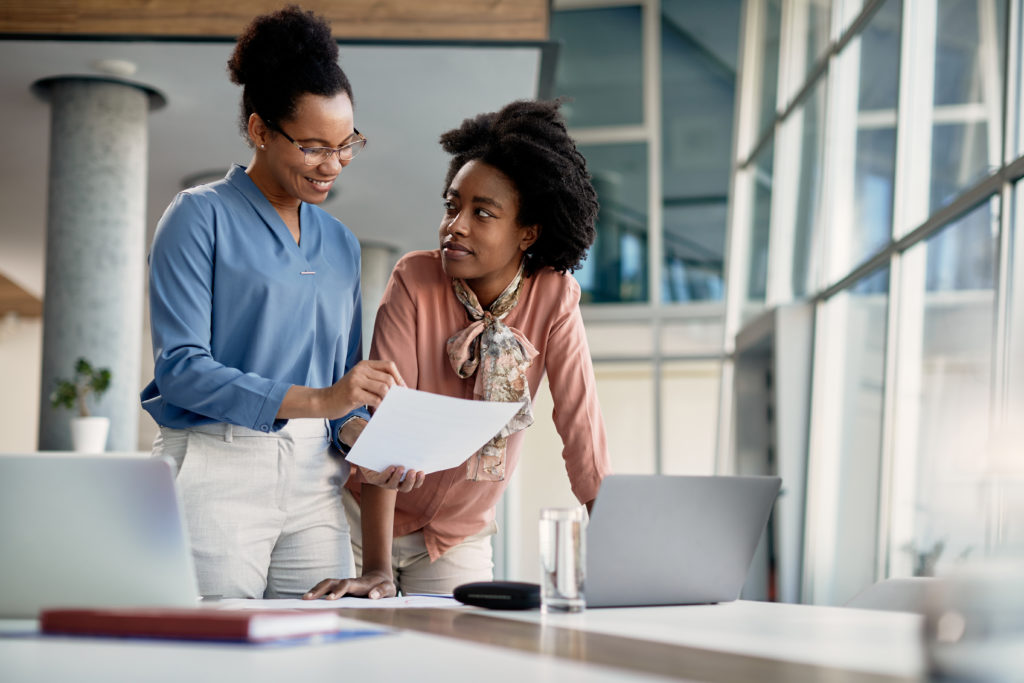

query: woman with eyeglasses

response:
[141,6,414,600]
[306,99,613,597]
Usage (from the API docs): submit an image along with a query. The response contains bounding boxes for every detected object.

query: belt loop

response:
[224,423,233,443]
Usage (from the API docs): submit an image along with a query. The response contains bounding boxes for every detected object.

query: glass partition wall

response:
[727,0,1022,605]
[503,0,744,585]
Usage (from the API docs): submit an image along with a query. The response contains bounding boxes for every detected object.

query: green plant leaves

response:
[50,357,113,417]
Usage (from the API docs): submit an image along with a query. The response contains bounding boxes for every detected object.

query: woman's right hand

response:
[322,360,405,416]
[278,360,405,421]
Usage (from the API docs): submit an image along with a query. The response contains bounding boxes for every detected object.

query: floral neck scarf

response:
[446,263,536,481]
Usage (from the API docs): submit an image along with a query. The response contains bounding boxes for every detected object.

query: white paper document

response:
[217,595,463,610]
[345,386,523,475]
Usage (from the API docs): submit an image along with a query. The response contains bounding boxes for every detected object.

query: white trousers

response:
[342,487,496,595]
[153,419,353,599]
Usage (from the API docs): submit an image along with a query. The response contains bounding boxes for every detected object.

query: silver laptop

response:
[0,453,200,618]
[586,474,781,608]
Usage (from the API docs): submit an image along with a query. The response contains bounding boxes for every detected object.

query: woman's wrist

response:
[338,416,367,450]
[277,385,326,419]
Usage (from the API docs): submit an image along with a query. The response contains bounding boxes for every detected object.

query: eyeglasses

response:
[267,120,367,165]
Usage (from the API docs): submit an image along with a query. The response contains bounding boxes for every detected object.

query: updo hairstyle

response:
[227,5,353,141]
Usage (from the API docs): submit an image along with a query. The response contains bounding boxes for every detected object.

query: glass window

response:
[890,200,998,579]
[575,142,649,303]
[928,0,1005,213]
[1010,182,1024,426]
[1017,4,1024,159]
[828,0,901,281]
[791,78,827,298]
[595,362,657,474]
[585,320,655,358]
[514,363,655,582]
[661,360,722,475]
[550,6,645,128]
[800,0,834,80]
[838,0,868,32]
[660,0,741,303]
[659,316,726,355]
[746,141,775,309]
[807,266,890,605]
[1001,188,1024,558]
[662,201,727,302]
[756,0,784,138]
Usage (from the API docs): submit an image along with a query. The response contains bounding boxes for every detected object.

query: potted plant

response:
[50,357,112,453]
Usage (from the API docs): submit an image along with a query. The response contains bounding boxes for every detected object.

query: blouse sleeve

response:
[543,278,612,503]
[148,192,289,431]
[368,262,420,387]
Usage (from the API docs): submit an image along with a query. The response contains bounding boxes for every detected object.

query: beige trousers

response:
[154,418,353,599]
[342,487,496,595]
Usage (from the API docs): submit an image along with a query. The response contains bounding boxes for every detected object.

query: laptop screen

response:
[585,474,781,608]
[0,453,200,618]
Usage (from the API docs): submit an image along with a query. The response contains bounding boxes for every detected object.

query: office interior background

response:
[1,0,1022,607]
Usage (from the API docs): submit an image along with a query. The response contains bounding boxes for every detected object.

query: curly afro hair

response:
[440,99,598,276]
[227,5,352,142]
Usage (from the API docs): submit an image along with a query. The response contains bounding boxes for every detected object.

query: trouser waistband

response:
[187,418,330,443]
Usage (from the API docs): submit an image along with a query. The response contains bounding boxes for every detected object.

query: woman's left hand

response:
[302,569,396,600]
[359,465,427,492]
[339,416,426,490]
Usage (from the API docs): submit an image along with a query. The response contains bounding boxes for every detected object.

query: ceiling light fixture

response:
[92,59,138,78]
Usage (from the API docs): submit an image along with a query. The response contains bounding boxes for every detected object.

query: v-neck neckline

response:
[229,165,310,256]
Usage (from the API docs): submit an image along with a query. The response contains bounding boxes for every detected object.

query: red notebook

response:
[40,607,370,643]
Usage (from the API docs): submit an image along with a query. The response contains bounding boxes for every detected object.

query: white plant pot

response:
[70,416,110,453]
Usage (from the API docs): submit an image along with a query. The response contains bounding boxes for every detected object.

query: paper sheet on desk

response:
[345,386,523,474]
[218,596,463,610]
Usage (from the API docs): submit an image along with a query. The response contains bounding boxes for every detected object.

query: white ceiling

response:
[0,39,544,298]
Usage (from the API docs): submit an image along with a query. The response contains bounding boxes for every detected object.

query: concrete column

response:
[359,242,400,360]
[34,76,164,451]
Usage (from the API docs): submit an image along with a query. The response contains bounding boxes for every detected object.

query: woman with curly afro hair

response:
[143,5,406,601]
[309,99,612,598]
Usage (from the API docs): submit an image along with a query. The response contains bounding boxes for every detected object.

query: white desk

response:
[0,600,925,682]
[484,600,925,678]
[0,618,668,683]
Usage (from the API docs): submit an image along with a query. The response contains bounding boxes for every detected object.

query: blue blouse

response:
[140,164,367,445]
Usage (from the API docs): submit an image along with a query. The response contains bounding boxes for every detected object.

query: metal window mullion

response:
[723,0,766,350]
[978,0,1004,171]
[739,0,889,170]
[885,245,927,580]
[993,0,1021,429]
[765,0,808,305]
[643,0,664,473]
[714,359,737,475]
[782,0,811,108]
[734,0,767,165]
[801,295,848,604]
[836,0,860,38]
[875,248,905,582]
[804,60,834,296]
[876,0,936,580]
[993,186,1012,432]
[553,0,640,9]
[582,301,725,322]
[766,112,800,305]
[1008,0,1023,167]
[892,0,937,236]
[819,172,1004,301]
[823,28,862,289]
[570,125,649,145]
[717,0,766,471]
